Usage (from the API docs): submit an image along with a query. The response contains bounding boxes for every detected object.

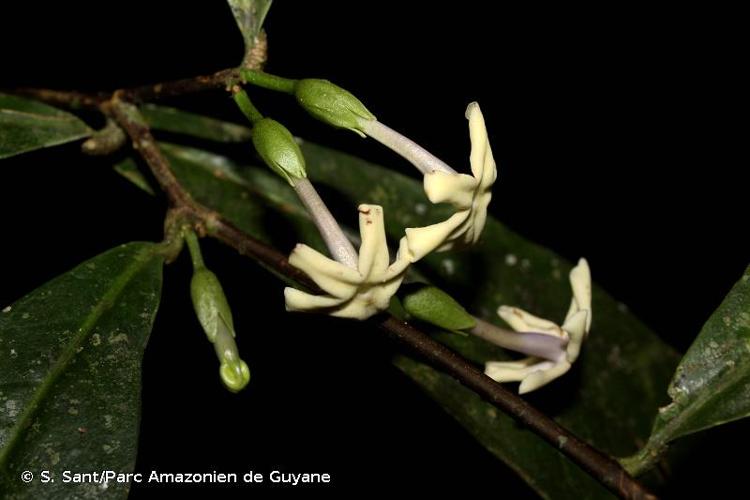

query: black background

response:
[0,1,746,498]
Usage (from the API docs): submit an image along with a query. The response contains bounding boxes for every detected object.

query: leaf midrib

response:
[0,245,158,470]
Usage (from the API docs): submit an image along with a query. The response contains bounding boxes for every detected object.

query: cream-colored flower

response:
[484,258,592,394]
[285,104,497,320]
[402,102,497,260]
[284,204,411,320]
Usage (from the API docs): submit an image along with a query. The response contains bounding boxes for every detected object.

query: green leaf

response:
[111,131,678,496]
[624,265,750,474]
[0,243,164,499]
[654,265,750,438]
[141,104,251,143]
[113,158,156,195]
[297,142,679,497]
[226,0,272,64]
[0,93,92,159]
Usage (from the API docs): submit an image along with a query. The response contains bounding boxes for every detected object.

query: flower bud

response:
[191,268,234,342]
[295,79,375,137]
[191,267,251,392]
[400,283,476,331]
[214,315,251,393]
[251,118,307,186]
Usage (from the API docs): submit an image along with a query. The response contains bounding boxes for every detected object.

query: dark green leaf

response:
[113,158,156,195]
[141,104,251,143]
[0,93,92,159]
[0,243,164,499]
[300,142,680,498]
[113,133,678,497]
[625,265,750,473]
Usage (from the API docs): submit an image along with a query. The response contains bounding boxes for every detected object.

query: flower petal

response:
[568,258,592,332]
[423,171,477,209]
[404,211,469,262]
[518,358,571,394]
[284,287,348,312]
[485,358,555,383]
[562,309,588,363]
[463,190,492,244]
[356,204,390,280]
[288,244,361,298]
[497,305,564,337]
[467,102,497,191]
[384,236,413,278]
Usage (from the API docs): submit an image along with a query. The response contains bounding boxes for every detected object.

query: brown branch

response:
[9,68,239,111]
[381,316,652,499]
[118,68,240,103]
[10,34,266,108]
[106,96,194,207]
[103,95,654,499]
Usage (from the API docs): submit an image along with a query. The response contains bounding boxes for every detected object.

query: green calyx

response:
[251,118,307,186]
[294,79,375,137]
[400,284,477,331]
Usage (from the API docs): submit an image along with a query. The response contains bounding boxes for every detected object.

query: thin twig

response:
[102,94,653,499]
[9,68,240,111]
[106,96,194,207]
[10,39,266,107]
[119,68,240,102]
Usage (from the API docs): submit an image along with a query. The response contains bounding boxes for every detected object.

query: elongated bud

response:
[251,118,307,185]
[190,261,251,392]
[400,283,476,331]
[295,79,375,137]
[191,268,234,342]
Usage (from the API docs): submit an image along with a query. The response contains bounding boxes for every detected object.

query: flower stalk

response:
[231,86,360,269]
[358,119,456,174]
[293,178,358,268]
[470,317,567,361]
[239,69,297,94]
[232,86,263,124]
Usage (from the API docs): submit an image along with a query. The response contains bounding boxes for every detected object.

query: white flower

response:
[284,204,411,320]
[484,258,592,394]
[360,102,497,261]
[285,104,498,320]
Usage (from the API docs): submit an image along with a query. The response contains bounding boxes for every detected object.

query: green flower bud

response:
[214,316,251,393]
[400,283,476,331]
[191,267,251,392]
[295,79,375,137]
[251,118,307,186]
[191,268,234,342]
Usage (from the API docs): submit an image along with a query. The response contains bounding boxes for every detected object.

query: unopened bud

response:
[251,118,307,185]
[400,283,476,331]
[191,267,251,392]
[191,268,234,342]
[295,79,375,137]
